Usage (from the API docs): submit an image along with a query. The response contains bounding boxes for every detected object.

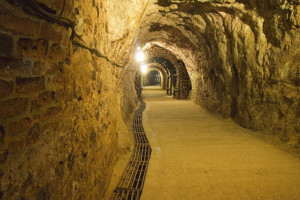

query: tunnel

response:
[0,0,299,199]
[144,70,161,86]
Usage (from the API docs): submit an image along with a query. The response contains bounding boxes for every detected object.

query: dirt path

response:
[141,89,300,200]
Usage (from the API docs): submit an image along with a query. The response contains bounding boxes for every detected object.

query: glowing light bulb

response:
[135,51,145,62]
[141,64,147,74]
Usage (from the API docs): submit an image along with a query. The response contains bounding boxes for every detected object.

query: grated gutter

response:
[111,100,151,200]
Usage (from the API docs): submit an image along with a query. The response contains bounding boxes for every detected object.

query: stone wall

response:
[138,0,300,149]
[0,0,147,199]
[192,0,300,146]
[0,0,299,198]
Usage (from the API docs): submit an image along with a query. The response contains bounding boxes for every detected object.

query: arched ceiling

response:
[145,45,179,73]
[138,0,299,73]
[147,62,169,75]
[148,57,176,73]
[136,0,300,130]
[145,45,178,65]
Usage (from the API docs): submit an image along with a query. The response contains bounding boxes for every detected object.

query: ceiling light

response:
[141,64,147,74]
[136,51,145,62]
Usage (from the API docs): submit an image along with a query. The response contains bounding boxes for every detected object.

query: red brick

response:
[31,91,55,112]
[0,7,40,37]
[0,125,4,143]
[0,79,13,99]
[40,23,64,43]
[32,61,59,77]
[16,77,44,94]
[32,60,47,76]
[0,57,32,78]
[0,33,13,57]
[48,43,66,61]
[0,149,9,164]
[7,117,32,137]
[17,38,48,59]
[0,98,28,118]
[8,139,25,154]
[26,123,39,145]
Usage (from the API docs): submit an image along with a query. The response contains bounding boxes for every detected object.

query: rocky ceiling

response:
[140,0,299,68]
[138,0,299,142]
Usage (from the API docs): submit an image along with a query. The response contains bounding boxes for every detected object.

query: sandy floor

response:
[141,89,300,200]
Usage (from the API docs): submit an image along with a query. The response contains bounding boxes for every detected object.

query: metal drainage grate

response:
[111,100,151,200]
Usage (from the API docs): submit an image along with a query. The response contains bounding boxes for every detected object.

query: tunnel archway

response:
[142,45,192,99]
[144,64,168,89]
[144,69,161,86]
[0,1,299,200]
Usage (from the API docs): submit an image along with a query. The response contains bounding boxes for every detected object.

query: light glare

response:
[141,64,147,74]
[136,51,145,62]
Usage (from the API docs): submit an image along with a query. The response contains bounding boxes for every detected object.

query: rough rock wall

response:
[0,0,148,199]
[192,0,300,145]
[139,0,300,147]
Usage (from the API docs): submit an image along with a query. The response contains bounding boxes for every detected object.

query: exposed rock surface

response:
[0,0,148,199]
[0,0,299,199]
[138,0,300,150]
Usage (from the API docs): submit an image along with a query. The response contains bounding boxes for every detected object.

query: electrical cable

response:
[72,40,124,68]
[59,0,66,17]
[25,0,124,68]
[26,0,74,27]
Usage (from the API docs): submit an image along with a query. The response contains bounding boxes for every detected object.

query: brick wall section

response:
[0,33,13,56]
[0,7,40,37]
[0,0,146,199]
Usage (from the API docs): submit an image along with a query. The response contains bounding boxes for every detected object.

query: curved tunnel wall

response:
[146,47,192,99]
[143,69,161,86]
[139,0,300,146]
[142,65,168,89]
[0,0,299,199]
[0,0,148,199]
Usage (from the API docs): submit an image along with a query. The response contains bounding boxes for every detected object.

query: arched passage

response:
[146,64,168,89]
[143,69,161,86]
[144,46,192,99]
[1,1,299,200]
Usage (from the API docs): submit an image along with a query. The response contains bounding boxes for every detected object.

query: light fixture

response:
[141,64,147,74]
[135,50,145,62]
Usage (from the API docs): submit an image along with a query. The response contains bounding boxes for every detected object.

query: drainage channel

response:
[111,100,151,200]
